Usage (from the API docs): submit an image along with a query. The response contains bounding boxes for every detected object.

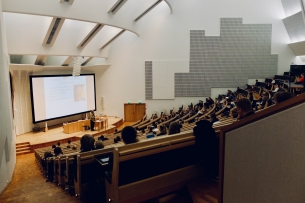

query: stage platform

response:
[16,116,124,152]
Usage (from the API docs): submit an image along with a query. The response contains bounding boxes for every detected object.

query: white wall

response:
[95,0,297,118]
[0,0,16,194]
[2,0,300,119]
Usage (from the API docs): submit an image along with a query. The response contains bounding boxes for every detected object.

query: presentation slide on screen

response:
[31,75,95,122]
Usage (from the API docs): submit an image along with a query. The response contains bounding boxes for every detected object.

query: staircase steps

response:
[16,142,32,155]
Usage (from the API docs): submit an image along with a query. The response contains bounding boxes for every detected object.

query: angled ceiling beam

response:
[62,56,73,66]
[42,17,65,46]
[81,57,93,66]
[77,24,104,49]
[100,29,126,50]
[108,0,128,15]
[59,0,74,5]
[134,0,163,22]
[163,0,173,14]
[35,55,48,66]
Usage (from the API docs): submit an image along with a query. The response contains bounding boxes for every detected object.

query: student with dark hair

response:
[54,147,63,157]
[273,92,292,104]
[266,81,272,90]
[80,134,95,152]
[121,126,138,144]
[157,125,167,136]
[197,100,204,109]
[230,107,238,118]
[210,113,219,123]
[255,79,259,86]
[168,122,181,135]
[57,142,60,147]
[67,140,71,148]
[257,93,269,110]
[51,145,56,149]
[294,73,304,84]
[236,98,254,119]
[95,140,104,149]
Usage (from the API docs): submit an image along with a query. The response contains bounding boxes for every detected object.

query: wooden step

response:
[16,142,30,146]
[16,146,31,151]
[16,143,30,148]
[16,150,32,155]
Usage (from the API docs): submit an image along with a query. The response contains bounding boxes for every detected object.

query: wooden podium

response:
[63,120,90,134]
[124,103,146,122]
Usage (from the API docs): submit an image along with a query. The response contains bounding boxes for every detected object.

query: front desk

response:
[63,120,90,134]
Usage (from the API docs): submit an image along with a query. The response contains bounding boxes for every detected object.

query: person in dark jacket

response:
[193,120,219,180]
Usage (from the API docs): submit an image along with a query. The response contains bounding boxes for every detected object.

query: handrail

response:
[158,115,178,126]
[215,101,228,116]
[218,93,305,203]
[137,116,161,129]
[198,102,217,120]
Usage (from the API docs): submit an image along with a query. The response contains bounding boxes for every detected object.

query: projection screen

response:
[30,74,96,123]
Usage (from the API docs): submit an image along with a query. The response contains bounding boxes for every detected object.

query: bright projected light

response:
[30,74,96,123]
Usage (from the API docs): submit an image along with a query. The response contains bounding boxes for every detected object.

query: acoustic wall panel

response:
[145,18,278,98]
[145,61,153,99]
[175,18,277,97]
[283,11,305,43]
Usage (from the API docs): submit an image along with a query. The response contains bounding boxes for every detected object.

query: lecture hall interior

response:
[1,0,305,203]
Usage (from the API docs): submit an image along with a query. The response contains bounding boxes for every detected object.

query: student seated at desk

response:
[271,78,275,84]
[121,126,138,144]
[54,147,63,157]
[273,92,292,104]
[80,134,95,152]
[168,122,181,135]
[294,73,304,84]
[256,92,268,110]
[95,140,104,149]
[157,125,167,136]
[210,113,219,123]
[271,84,279,97]
[265,81,272,90]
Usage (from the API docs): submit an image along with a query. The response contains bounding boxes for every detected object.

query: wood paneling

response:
[135,103,146,121]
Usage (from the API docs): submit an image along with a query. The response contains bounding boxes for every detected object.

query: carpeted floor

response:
[0,153,81,203]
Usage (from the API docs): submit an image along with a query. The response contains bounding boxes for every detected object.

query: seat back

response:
[105,131,201,203]
[75,148,114,198]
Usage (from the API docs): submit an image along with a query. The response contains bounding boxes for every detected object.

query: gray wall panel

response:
[283,11,305,43]
[145,18,278,98]
[145,61,153,99]
[176,18,277,97]
[223,103,305,203]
